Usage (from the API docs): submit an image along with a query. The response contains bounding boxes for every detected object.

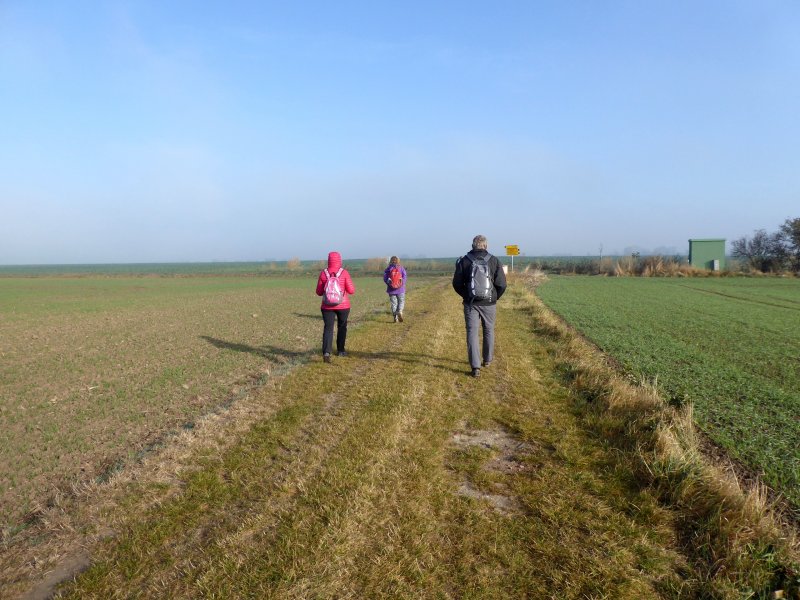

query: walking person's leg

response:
[463,304,482,374]
[321,309,336,361]
[476,304,496,366]
[397,293,405,321]
[390,295,399,321]
[335,308,350,355]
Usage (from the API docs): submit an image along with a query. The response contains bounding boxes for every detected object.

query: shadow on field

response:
[200,336,465,374]
[292,312,320,320]
[344,350,465,375]
[200,336,314,363]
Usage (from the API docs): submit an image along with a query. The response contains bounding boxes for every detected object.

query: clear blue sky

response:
[2,1,798,264]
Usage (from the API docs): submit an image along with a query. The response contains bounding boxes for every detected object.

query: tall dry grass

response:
[363,256,389,273]
[609,255,701,277]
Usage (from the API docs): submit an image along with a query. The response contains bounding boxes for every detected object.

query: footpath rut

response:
[15,279,699,599]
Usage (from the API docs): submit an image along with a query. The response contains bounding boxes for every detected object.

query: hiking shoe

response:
[482,361,491,368]
[393,315,398,323]
[398,313,404,322]
[337,351,348,357]
[471,368,481,378]
[323,354,331,363]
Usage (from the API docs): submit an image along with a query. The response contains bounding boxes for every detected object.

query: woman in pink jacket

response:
[315,251,356,363]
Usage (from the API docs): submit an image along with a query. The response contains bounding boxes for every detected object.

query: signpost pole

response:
[505,245,519,273]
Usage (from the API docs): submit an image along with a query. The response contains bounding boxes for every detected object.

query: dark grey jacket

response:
[452,249,507,305]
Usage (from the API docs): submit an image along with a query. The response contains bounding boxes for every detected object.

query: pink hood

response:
[327,251,342,272]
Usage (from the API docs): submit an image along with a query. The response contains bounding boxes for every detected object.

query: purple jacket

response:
[383,265,407,295]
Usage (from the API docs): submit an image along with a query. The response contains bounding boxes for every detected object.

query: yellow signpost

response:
[505,245,519,271]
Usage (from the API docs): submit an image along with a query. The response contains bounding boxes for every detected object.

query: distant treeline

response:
[0,254,764,278]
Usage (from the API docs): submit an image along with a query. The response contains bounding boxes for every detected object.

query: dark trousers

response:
[321,308,350,355]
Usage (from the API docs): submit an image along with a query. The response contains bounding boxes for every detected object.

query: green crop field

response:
[0,274,400,531]
[536,276,800,505]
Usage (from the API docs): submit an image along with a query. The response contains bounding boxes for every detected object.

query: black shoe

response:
[471,368,481,378]
[323,354,331,363]
[337,351,348,357]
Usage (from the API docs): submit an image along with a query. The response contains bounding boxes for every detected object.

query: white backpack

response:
[323,268,345,305]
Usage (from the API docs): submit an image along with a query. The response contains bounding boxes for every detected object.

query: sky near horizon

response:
[2,1,799,264]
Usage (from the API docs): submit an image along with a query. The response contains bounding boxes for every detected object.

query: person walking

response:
[315,251,355,363]
[383,256,407,322]
[452,235,507,377]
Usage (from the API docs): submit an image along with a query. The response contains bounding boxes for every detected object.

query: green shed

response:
[689,238,726,270]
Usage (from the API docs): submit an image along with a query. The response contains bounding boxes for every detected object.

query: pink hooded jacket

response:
[316,251,355,310]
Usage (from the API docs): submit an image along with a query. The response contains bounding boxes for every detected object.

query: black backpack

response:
[465,254,493,302]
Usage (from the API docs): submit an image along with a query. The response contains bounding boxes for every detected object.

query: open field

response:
[0,275,396,532]
[0,259,458,277]
[536,276,800,506]
[1,276,798,598]
[0,262,284,276]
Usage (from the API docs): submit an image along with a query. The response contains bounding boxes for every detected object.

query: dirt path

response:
[3,279,737,598]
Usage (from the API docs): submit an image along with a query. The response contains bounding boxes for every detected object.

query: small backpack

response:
[466,254,493,302]
[388,266,403,289]
[323,268,345,305]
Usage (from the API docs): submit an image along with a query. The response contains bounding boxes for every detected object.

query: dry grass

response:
[363,256,389,273]
[610,255,700,277]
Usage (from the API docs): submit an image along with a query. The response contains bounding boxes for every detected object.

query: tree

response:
[778,217,800,271]
[731,229,786,272]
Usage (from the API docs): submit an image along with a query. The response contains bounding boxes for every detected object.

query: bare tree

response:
[731,229,786,272]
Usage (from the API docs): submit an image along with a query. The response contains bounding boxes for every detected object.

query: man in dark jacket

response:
[452,234,507,377]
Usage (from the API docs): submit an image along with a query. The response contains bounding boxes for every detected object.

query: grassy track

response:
[536,276,800,506]
[36,279,719,599]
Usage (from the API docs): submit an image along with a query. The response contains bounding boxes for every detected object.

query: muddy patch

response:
[450,426,536,515]
[21,550,92,600]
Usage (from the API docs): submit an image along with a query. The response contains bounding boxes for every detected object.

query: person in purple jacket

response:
[383,256,407,323]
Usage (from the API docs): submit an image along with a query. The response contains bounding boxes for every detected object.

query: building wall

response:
[689,239,726,270]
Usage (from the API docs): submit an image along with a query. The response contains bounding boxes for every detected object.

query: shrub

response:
[363,257,388,273]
